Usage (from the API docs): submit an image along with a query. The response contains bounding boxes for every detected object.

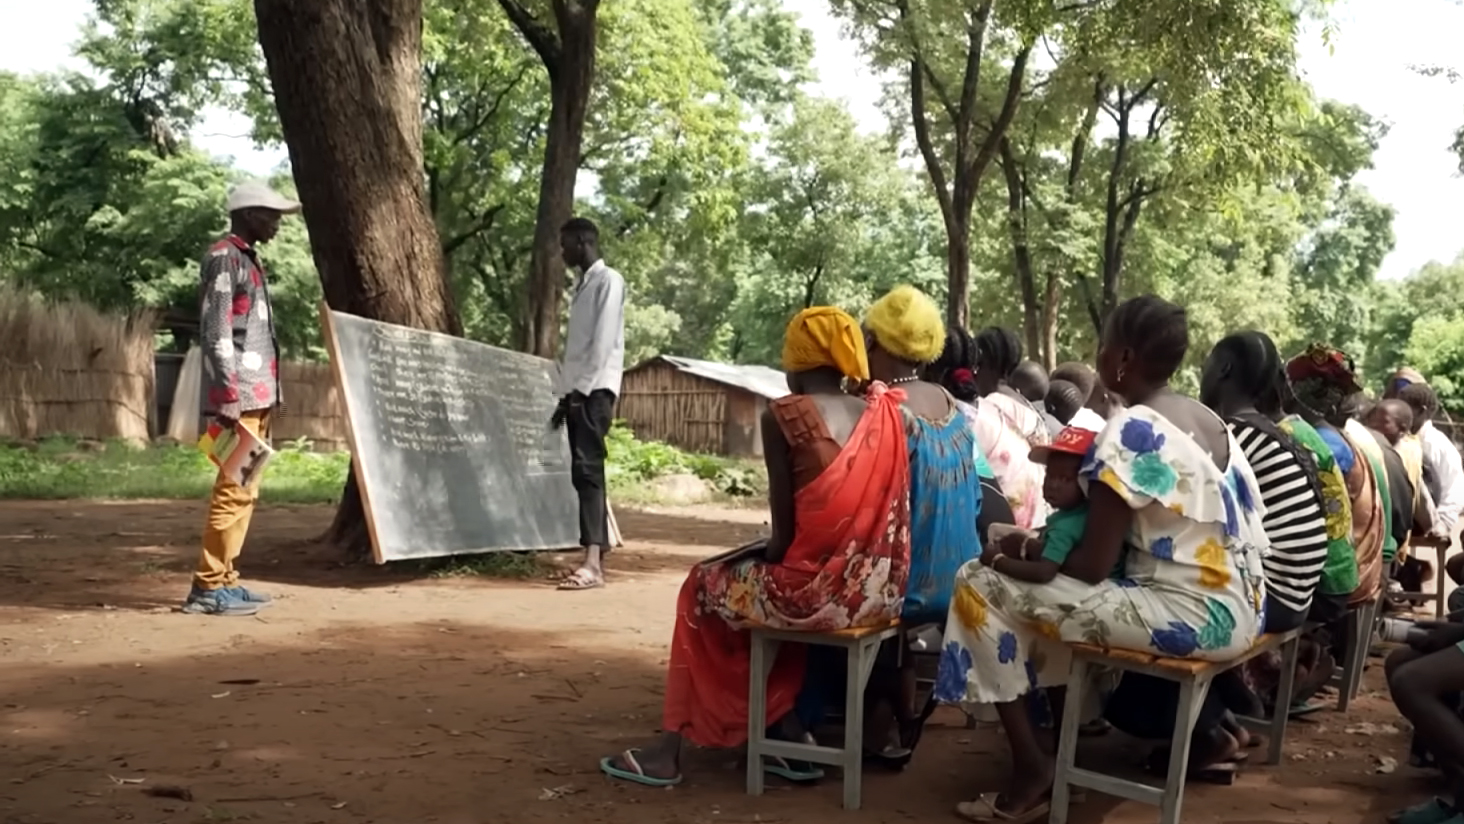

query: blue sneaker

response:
[181,587,260,616]
[225,585,273,605]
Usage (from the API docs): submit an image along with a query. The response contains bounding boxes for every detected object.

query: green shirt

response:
[1039,504,1124,579]
[1280,415,1360,596]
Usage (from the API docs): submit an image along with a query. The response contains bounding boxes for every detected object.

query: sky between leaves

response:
[5,0,1463,281]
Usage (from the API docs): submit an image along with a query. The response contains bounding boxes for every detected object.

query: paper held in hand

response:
[197,420,275,488]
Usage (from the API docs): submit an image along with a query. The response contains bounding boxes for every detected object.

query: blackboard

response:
[322,307,581,563]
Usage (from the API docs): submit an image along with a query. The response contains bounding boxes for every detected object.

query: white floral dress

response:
[934,404,1269,705]
[969,392,1051,530]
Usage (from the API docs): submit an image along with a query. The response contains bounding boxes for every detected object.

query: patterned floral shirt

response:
[969,392,1051,530]
[1279,415,1359,597]
[198,235,281,419]
[1084,405,1269,654]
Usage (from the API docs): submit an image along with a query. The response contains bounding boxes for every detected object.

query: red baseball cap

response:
[1030,426,1097,465]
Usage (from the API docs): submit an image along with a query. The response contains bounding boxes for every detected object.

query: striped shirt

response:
[1231,421,1329,616]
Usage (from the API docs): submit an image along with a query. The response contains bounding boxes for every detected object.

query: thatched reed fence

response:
[274,361,348,450]
[0,292,157,442]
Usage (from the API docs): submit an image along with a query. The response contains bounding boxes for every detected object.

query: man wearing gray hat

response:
[183,180,301,616]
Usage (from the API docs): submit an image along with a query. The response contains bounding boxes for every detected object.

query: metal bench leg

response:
[1341,601,1378,709]
[1268,635,1299,766]
[1158,677,1210,824]
[1439,544,1451,620]
[1049,656,1089,824]
[840,636,879,811]
[746,634,779,797]
[1338,608,1362,712]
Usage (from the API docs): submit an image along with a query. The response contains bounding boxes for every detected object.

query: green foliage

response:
[0,425,762,504]
[0,437,348,502]
[0,0,1444,430]
[604,422,764,499]
[1363,253,1464,416]
[1404,315,1464,414]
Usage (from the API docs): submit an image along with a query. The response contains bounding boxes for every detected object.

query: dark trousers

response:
[566,389,614,549]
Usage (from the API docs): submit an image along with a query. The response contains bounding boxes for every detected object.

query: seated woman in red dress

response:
[598,306,913,785]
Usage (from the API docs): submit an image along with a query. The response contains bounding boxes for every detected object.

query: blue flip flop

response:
[599,749,683,787]
[763,754,824,783]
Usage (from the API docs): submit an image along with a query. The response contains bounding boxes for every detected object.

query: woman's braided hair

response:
[1103,295,1188,383]
[972,326,1023,381]
[931,327,979,401]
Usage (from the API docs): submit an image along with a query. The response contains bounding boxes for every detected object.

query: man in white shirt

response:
[553,217,626,590]
[1399,382,1464,540]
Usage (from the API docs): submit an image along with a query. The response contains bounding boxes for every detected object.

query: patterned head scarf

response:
[1285,343,1360,420]
[864,285,945,364]
[782,306,869,381]
[1386,366,1426,398]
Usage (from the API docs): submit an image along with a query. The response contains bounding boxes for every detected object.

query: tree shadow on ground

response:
[0,616,1419,824]
[0,501,764,609]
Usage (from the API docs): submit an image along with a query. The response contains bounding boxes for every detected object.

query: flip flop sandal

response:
[763,755,824,783]
[1288,700,1325,718]
[598,749,683,787]
[1388,798,1457,824]
[954,793,1051,823]
[1143,750,1245,784]
[558,569,604,591]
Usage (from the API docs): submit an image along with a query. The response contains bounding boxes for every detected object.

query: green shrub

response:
[0,424,761,504]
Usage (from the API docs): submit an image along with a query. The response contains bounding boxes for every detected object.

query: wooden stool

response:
[1050,629,1302,824]
[745,620,900,810]
[1400,534,1452,619]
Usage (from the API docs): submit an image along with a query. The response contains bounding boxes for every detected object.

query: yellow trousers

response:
[195,409,271,590]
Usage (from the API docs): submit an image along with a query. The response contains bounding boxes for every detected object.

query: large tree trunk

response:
[254,0,461,559]
[524,48,595,357]
[500,0,600,359]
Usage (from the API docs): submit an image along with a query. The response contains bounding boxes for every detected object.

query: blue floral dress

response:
[934,404,1268,705]
[901,401,984,625]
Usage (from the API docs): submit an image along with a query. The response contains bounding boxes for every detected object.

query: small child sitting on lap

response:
[984,426,1121,582]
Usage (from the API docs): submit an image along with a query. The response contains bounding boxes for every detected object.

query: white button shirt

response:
[558,259,626,397]
[1420,420,1464,535]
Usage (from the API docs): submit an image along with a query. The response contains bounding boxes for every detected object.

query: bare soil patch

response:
[0,500,1419,823]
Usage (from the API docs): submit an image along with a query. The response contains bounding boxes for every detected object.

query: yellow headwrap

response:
[782,306,870,381]
[865,285,945,364]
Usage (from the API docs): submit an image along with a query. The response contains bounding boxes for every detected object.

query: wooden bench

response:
[745,619,901,810]
[1050,628,1303,824]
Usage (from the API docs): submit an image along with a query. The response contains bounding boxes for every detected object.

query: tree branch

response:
[958,41,1032,199]
[956,0,996,149]
[451,63,533,147]
[442,203,507,257]
[497,0,562,71]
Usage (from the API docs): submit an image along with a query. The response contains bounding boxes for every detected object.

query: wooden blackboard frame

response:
[318,303,624,564]
[319,302,389,564]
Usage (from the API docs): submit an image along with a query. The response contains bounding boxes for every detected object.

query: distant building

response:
[617,355,789,457]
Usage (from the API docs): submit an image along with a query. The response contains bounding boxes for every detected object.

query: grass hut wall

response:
[616,356,789,457]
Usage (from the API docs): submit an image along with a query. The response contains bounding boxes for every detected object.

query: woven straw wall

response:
[274,361,348,451]
[0,292,156,441]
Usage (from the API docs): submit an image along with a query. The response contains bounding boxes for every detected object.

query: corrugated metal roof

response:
[638,355,790,400]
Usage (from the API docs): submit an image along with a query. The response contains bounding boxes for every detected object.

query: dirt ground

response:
[0,500,1431,824]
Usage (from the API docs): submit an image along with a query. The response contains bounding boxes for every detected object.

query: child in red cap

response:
[984,425,1122,582]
